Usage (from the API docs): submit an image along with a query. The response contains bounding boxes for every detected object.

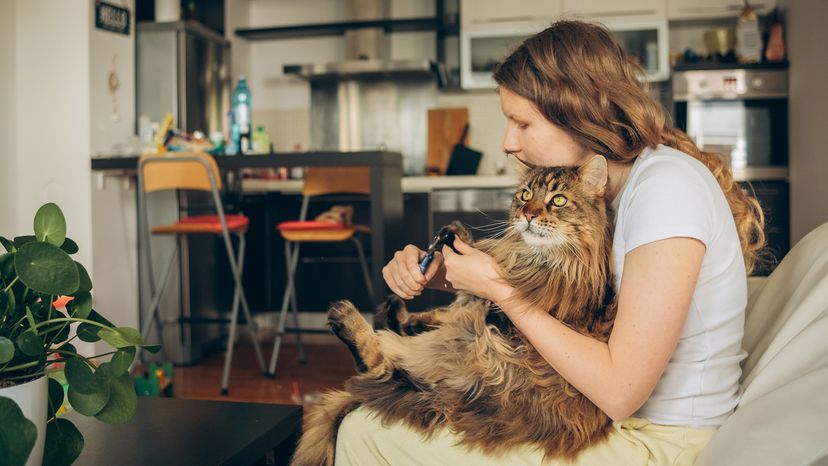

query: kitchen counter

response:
[242,166,788,194]
[243,174,520,193]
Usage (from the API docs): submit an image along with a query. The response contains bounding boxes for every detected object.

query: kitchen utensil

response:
[418,226,459,274]
[445,123,482,175]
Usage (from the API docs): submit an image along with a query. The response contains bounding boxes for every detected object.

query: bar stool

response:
[137,151,266,395]
[266,166,374,376]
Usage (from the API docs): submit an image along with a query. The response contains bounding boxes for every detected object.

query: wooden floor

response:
[173,335,356,405]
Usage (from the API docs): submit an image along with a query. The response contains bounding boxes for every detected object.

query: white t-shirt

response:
[611,144,748,427]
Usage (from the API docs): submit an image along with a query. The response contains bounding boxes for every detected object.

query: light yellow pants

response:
[335,407,716,466]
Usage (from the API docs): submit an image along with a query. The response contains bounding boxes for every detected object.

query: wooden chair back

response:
[139,152,222,193]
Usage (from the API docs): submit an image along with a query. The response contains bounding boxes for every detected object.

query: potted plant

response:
[0,203,160,466]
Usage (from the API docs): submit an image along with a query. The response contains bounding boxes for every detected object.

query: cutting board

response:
[427,108,469,175]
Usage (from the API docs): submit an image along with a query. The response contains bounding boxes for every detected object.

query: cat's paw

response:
[328,300,368,344]
[446,220,473,245]
[374,295,406,333]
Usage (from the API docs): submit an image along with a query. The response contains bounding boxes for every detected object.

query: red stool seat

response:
[152,214,250,235]
[277,220,347,231]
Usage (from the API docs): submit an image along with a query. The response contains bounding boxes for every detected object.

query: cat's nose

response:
[524,212,537,223]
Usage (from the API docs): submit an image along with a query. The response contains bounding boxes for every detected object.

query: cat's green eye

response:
[551,194,568,207]
[519,189,533,202]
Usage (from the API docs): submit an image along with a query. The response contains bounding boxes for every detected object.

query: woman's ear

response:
[578,155,608,196]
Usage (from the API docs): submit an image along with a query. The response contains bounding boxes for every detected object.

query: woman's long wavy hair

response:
[493,20,766,273]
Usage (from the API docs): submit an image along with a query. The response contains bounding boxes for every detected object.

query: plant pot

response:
[0,375,48,466]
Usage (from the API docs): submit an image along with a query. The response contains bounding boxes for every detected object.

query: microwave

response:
[460,21,549,89]
[459,18,669,89]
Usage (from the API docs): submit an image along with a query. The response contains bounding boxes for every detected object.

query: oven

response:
[672,67,788,168]
[673,66,789,275]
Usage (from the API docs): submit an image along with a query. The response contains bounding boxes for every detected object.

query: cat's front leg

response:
[329,300,388,374]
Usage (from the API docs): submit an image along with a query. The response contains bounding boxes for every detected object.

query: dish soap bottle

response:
[251,125,272,155]
[736,1,762,64]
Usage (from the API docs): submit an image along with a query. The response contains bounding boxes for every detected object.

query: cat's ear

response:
[578,155,608,196]
[507,153,531,178]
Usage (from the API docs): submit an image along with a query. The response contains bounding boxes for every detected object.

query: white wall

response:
[1,1,140,354]
[89,0,141,340]
[16,1,93,267]
[784,0,828,242]
[0,0,19,235]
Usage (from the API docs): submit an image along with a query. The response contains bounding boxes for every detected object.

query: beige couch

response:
[695,222,828,466]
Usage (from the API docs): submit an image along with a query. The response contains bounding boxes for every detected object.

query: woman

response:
[337,20,765,465]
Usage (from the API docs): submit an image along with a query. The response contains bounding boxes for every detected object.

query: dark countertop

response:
[91,151,403,171]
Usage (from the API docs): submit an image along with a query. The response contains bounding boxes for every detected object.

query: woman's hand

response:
[382,245,445,300]
[441,238,513,302]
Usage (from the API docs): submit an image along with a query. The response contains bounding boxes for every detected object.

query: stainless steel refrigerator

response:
[136,20,232,365]
[137,20,230,135]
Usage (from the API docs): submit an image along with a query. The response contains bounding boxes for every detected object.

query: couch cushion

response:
[695,366,828,466]
[739,222,828,402]
[696,222,828,465]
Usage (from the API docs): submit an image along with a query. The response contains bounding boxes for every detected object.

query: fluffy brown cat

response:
[291,155,618,465]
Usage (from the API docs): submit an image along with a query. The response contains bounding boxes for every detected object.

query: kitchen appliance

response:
[673,66,790,274]
[460,18,669,89]
[673,67,788,168]
[137,20,230,135]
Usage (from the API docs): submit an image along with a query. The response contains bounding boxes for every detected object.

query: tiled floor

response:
[173,335,356,405]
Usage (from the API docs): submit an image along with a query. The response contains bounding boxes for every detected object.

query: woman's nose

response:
[502,126,520,154]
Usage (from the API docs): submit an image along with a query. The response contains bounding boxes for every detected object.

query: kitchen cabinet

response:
[667,0,775,20]
[460,0,561,26]
[562,0,666,19]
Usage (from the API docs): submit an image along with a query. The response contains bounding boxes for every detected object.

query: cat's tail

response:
[291,389,360,466]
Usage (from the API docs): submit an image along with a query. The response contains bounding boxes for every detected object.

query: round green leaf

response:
[14,242,79,295]
[43,418,84,466]
[74,262,92,293]
[76,310,113,343]
[0,252,14,278]
[68,292,93,320]
[142,344,162,354]
[0,337,14,364]
[12,235,36,248]
[108,347,136,376]
[64,358,97,393]
[94,373,137,424]
[67,377,110,416]
[16,331,42,357]
[60,237,79,255]
[76,323,101,343]
[99,327,143,349]
[65,359,110,416]
[47,377,65,419]
[56,343,77,356]
[33,203,67,247]
[0,396,38,466]
[0,236,15,253]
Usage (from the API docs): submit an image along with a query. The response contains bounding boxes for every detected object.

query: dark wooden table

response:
[67,397,302,465]
[91,151,404,306]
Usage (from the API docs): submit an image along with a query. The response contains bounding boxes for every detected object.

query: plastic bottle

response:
[226,110,239,156]
[232,76,252,154]
[251,125,271,155]
[736,1,762,64]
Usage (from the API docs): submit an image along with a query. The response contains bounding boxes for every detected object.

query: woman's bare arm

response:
[490,237,705,420]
